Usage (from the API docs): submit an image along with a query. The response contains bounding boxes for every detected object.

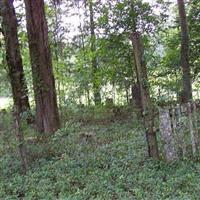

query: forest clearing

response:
[0,0,200,199]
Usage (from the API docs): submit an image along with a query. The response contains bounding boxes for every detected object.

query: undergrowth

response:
[0,106,200,199]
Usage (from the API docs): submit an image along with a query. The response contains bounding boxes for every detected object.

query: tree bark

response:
[0,0,31,120]
[89,0,101,105]
[159,108,177,162]
[177,0,192,103]
[131,40,143,115]
[176,104,187,157]
[24,0,60,134]
[187,102,196,156]
[131,83,142,113]
[131,32,159,158]
[15,108,28,174]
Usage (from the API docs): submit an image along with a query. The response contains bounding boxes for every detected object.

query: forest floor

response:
[0,106,200,199]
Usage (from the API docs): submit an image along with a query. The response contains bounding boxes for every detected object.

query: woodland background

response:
[0,0,199,199]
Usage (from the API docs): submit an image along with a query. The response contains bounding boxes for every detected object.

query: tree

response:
[88,0,101,105]
[96,0,162,108]
[177,0,192,103]
[131,32,159,158]
[0,0,31,120]
[0,0,29,172]
[24,0,60,134]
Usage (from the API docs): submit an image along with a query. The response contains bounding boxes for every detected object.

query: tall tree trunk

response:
[0,0,31,119]
[131,32,159,158]
[89,0,101,105]
[177,0,192,103]
[0,0,29,172]
[24,0,60,134]
[15,107,28,174]
[131,83,142,113]
[131,40,143,115]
